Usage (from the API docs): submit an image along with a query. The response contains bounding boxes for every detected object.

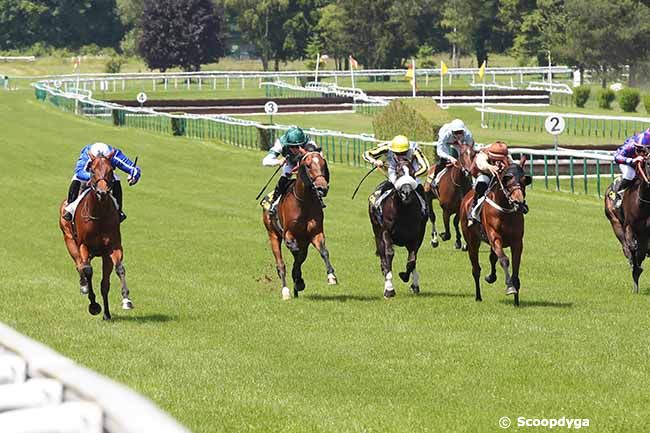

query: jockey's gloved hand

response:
[128,167,141,186]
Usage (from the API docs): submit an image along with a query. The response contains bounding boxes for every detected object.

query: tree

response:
[116,0,145,56]
[442,0,499,67]
[317,3,352,70]
[138,0,224,71]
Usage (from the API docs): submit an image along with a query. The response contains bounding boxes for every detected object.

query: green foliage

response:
[373,98,451,161]
[618,88,640,112]
[105,57,125,74]
[416,44,436,68]
[441,0,498,66]
[304,34,323,70]
[138,0,224,72]
[573,85,591,108]
[597,88,616,109]
[644,95,650,114]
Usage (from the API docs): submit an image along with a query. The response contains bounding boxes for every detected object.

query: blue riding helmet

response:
[638,129,650,147]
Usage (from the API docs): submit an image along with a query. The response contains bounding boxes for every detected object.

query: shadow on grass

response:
[110,314,178,323]
[417,291,474,298]
[304,293,378,302]
[498,299,574,308]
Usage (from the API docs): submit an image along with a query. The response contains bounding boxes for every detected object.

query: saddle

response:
[260,179,297,233]
[368,182,427,225]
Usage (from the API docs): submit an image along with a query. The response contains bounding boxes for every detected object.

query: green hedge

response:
[644,95,650,114]
[619,88,640,112]
[573,86,591,108]
[597,88,616,109]
[372,98,451,161]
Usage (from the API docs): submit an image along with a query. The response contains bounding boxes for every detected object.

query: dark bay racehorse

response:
[605,158,650,293]
[59,150,133,320]
[262,151,337,300]
[460,160,531,306]
[425,142,475,250]
[369,159,428,298]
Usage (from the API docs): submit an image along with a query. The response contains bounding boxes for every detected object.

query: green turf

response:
[2,90,650,432]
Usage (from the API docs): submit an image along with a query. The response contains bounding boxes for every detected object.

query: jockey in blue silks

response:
[611,129,650,208]
[63,142,141,222]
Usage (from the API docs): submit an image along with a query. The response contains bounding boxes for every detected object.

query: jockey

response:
[468,141,514,226]
[429,119,475,186]
[363,135,430,196]
[262,126,319,215]
[611,129,650,208]
[62,142,141,223]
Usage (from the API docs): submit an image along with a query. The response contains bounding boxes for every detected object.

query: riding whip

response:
[351,166,378,200]
[255,163,283,200]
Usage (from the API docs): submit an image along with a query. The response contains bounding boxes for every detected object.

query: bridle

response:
[293,151,329,203]
[88,158,115,193]
[487,165,526,214]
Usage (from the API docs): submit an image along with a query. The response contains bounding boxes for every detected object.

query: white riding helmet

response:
[89,142,111,157]
[449,119,466,133]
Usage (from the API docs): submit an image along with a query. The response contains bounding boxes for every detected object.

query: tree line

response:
[2,0,650,84]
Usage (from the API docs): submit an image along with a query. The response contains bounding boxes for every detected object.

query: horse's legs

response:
[441,208,452,241]
[399,247,420,294]
[427,192,439,248]
[467,240,482,302]
[291,247,308,298]
[269,232,289,300]
[310,233,337,285]
[452,213,465,250]
[381,231,396,298]
[510,241,523,307]
[624,227,643,294]
[485,249,498,284]
[78,245,101,316]
[100,255,113,320]
[111,248,133,310]
[493,240,516,298]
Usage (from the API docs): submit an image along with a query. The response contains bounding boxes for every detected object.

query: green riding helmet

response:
[280,126,309,147]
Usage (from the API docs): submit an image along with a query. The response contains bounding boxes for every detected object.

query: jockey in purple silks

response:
[612,129,650,209]
[62,142,141,222]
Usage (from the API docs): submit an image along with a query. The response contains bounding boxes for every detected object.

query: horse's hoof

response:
[485,274,497,284]
[505,286,517,296]
[410,284,420,295]
[383,289,396,299]
[454,241,462,250]
[461,244,468,251]
[430,239,439,248]
[88,303,101,315]
[295,278,305,292]
[398,272,410,283]
[103,314,111,321]
[122,299,134,310]
[441,232,451,241]
[281,287,291,300]
[476,297,482,302]
[80,285,89,295]
[327,273,337,285]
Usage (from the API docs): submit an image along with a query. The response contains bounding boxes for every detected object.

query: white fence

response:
[0,322,190,433]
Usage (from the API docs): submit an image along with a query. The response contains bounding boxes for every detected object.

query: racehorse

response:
[459,159,531,306]
[605,157,650,293]
[59,150,133,320]
[262,151,337,300]
[369,158,428,299]
[425,142,475,250]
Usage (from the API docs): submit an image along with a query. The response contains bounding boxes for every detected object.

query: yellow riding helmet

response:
[390,135,410,153]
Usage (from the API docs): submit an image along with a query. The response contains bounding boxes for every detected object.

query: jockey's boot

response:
[63,180,81,222]
[269,176,291,216]
[614,178,634,209]
[113,180,127,222]
[468,182,488,227]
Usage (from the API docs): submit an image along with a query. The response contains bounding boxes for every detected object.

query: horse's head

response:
[499,157,532,212]
[393,158,417,204]
[299,151,330,199]
[636,155,650,185]
[87,149,115,201]
[457,142,476,174]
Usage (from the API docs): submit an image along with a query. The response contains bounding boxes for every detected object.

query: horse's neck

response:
[636,180,650,205]
[292,177,317,203]
[488,182,508,206]
[83,191,116,216]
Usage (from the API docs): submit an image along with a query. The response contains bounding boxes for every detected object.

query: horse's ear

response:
[519,155,527,168]
[106,149,116,160]
[523,175,532,186]
[88,150,96,161]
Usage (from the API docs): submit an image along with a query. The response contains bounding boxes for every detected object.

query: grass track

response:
[1,90,650,432]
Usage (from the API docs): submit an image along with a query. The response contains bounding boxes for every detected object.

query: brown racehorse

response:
[59,151,133,320]
[263,151,337,300]
[425,143,475,250]
[369,158,428,298]
[605,158,650,293]
[459,159,531,306]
